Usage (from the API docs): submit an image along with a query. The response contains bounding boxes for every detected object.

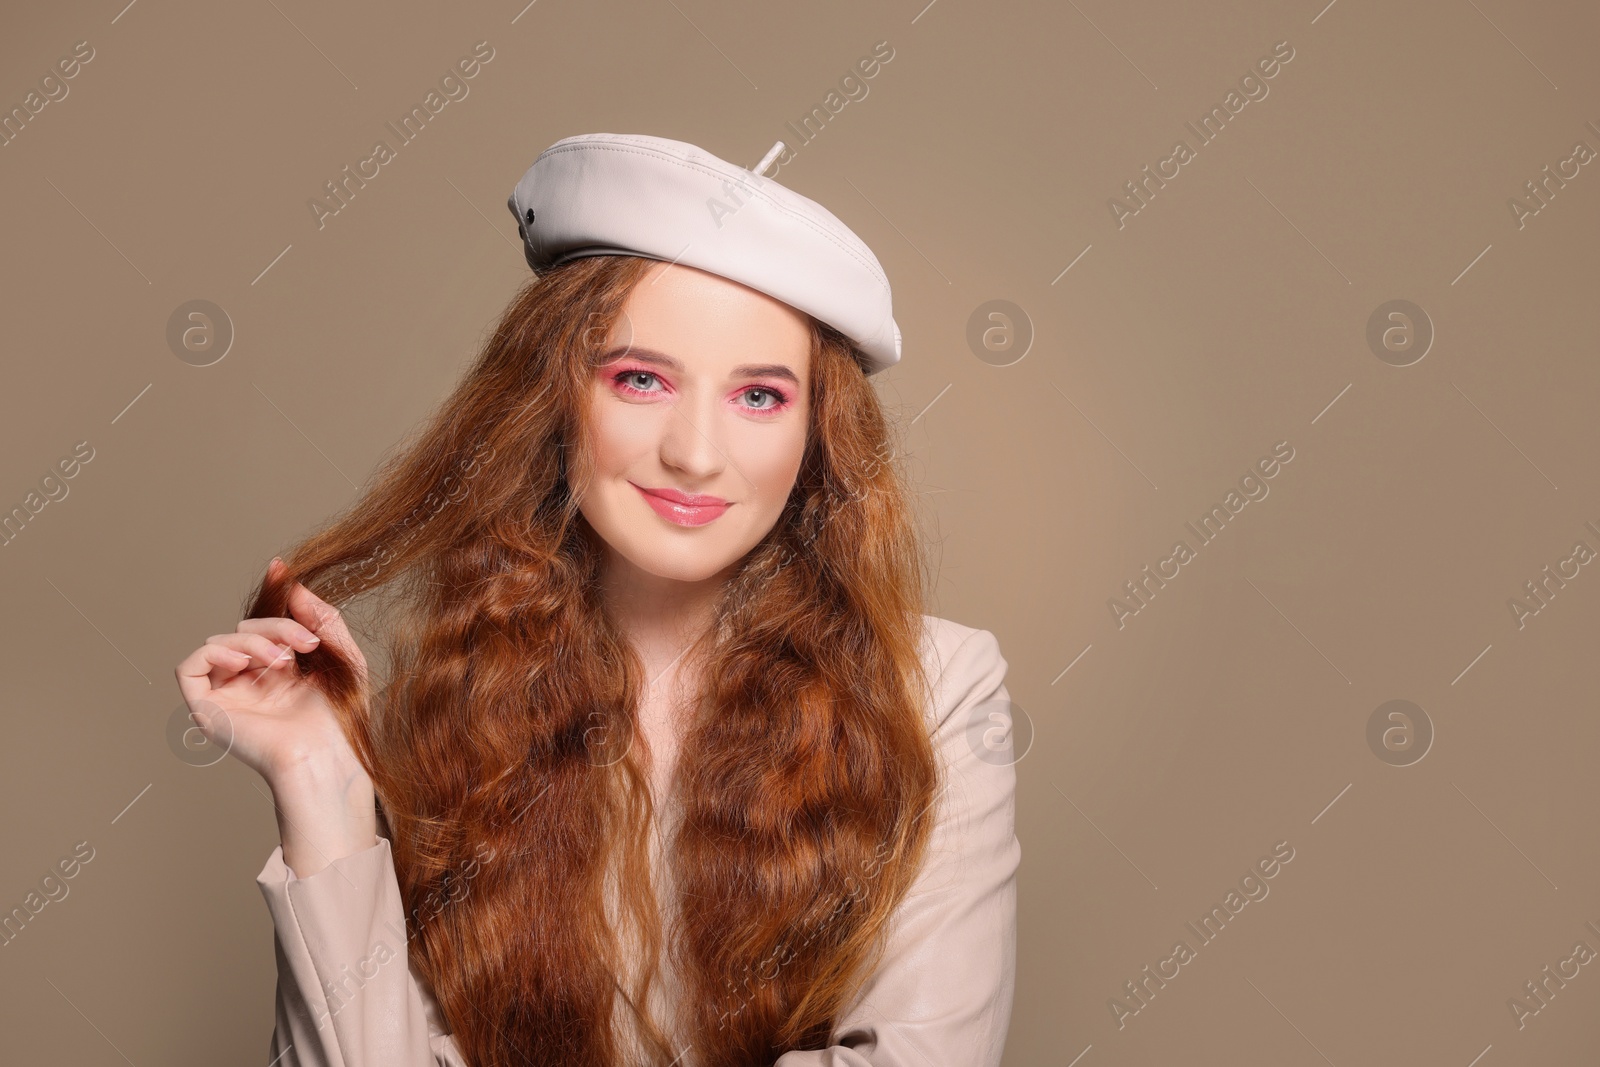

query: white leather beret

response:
[506,132,902,375]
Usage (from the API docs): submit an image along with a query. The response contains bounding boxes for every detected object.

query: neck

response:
[596,546,736,677]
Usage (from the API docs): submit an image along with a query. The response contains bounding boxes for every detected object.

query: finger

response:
[204,632,298,672]
[284,580,362,663]
[175,642,257,703]
[236,616,321,651]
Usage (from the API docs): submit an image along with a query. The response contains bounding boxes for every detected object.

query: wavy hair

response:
[242,254,941,1067]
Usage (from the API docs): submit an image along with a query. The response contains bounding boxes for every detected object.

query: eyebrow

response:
[599,345,801,386]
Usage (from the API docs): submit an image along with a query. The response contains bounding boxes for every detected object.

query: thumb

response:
[282,571,362,662]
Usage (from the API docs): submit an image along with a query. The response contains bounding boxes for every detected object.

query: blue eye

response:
[742,386,791,414]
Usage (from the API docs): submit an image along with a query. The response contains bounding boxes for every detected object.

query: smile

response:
[631,482,730,527]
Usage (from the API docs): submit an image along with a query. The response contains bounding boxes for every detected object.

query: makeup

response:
[631,482,730,527]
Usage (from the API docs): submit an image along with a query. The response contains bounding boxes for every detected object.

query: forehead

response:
[608,262,812,376]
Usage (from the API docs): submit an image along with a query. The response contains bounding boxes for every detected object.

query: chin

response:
[582,496,774,585]
[619,543,743,584]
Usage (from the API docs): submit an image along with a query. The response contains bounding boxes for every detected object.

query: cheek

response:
[589,395,659,471]
[580,396,655,529]
[734,425,808,507]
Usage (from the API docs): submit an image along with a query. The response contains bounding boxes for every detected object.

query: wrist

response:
[269,759,380,879]
[267,746,371,802]
[268,754,375,832]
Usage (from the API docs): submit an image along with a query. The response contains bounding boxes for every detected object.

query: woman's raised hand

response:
[175,557,365,784]
[174,557,377,876]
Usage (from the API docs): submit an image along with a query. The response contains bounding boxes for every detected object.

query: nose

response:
[657,390,728,481]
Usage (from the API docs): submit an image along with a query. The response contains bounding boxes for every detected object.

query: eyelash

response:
[609,369,792,414]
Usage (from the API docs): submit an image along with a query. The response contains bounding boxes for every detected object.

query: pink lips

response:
[632,482,730,527]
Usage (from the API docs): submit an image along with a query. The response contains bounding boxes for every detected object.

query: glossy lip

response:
[634,483,728,506]
[631,482,731,527]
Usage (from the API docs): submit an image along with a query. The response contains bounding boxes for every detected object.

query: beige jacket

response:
[256,616,1020,1066]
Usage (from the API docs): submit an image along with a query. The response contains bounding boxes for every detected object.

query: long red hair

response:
[243,254,941,1067]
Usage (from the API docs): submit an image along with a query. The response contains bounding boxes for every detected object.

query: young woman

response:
[175,134,1019,1067]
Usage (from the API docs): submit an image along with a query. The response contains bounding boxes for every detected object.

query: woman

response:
[175,134,1019,1067]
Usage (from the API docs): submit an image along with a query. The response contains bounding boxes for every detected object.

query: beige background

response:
[2,0,1597,1062]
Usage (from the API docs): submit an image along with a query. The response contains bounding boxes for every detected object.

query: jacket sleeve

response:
[775,625,1021,1067]
[256,836,468,1066]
